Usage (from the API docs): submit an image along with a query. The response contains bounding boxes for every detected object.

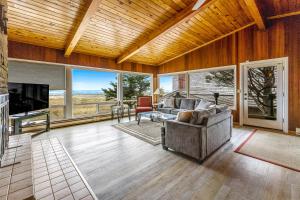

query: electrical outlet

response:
[296,128,300,135]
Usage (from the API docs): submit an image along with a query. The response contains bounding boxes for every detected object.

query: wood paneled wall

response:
[8,41,158,75]
[159,16,300,132]
[0,0,8,94]
[159,35,237,73]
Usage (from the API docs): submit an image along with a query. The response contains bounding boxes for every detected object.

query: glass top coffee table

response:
[137,111,176,125]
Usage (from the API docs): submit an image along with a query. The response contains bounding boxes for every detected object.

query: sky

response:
[72,68,174,92]
[72,69,117,91]
[159,76,173,92]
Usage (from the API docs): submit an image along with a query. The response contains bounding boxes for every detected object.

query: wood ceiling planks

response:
[7,0,300,65]
[8,0,88,49]
[130,0,254,64]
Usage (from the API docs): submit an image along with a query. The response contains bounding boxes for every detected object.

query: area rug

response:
[235,129,300,172]
[113,120,162,145]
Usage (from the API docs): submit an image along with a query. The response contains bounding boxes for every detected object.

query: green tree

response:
[205,69,234,87]
[102,74,151,108]
[207,68,276,117]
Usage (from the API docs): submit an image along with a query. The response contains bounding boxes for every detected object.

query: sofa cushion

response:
[180,99,195,110]
[195,99,212,110]
[163,98,175,108]
[190,109,216,125]
[158,107,173,114]
[136,107,152,113]
[176,111,193,123]
[171,109,185,115]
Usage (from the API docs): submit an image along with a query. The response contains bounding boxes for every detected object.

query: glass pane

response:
[72,69,117,118]
[50,107,65,121]
[247,66,277,120]
[49,90,65,120]
[122,73,151,110]
[189,69,235,107]
[159,74,187,100]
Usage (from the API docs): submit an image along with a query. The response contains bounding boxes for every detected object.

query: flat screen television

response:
[8,82,49,115]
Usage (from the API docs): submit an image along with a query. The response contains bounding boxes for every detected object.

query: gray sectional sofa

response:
[158,98,208,115]
[159,98,232,163]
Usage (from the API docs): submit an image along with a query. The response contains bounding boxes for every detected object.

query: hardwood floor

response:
[33,119,300,200]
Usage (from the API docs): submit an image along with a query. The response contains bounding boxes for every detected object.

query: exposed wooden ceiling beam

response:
[242,0,266,30]
[268,10,300,20]
[116,0,217,64]
[64,0,101,57]
[159,22,256,65]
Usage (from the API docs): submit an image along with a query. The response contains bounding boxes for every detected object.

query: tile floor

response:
[32,138,96,200]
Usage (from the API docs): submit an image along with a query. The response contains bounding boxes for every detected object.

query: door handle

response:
[244,98,247,100]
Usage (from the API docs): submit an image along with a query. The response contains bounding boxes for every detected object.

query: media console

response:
[10,110,50,135]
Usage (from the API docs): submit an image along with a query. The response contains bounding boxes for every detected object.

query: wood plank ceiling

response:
[7,0,300,66]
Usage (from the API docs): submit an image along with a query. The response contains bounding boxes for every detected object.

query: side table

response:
[111,104,131,123]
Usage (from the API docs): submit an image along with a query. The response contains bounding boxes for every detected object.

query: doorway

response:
[240,58,288,132]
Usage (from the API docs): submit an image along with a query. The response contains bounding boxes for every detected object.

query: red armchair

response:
[135,96,153,120]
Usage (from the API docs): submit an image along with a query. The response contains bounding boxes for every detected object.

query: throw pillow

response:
[180,99,195,110]
[190,109,215,125]
[195,99,212,110]
[176,111,193,123]
[163,98,175,108]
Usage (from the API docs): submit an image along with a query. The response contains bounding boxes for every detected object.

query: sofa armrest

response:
[165,120,206,161]
[166,120,204,129]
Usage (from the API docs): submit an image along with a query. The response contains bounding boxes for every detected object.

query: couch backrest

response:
[180,98,196,110]
[206,109,231,127]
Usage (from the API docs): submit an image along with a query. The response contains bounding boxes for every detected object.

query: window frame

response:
[70,66,153,118]
[49,90,66,121]
[158,72,188,98]
[158,65,237,110]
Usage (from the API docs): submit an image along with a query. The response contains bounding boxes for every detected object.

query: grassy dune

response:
[49,94,117,120]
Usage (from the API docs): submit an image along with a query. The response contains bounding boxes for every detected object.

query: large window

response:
[189,67,236,108]
[49,90,65,121]
[122,73,151,109]
[72,69,117,117]
[159,74,187,99]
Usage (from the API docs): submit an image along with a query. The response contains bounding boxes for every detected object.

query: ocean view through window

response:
[72,69,117,117]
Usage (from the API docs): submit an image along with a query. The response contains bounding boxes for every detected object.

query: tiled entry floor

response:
[32,138,97,200]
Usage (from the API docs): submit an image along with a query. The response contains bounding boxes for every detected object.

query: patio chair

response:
[135,96,153,120]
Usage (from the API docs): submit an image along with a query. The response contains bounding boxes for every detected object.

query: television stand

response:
[10,110,50,135]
